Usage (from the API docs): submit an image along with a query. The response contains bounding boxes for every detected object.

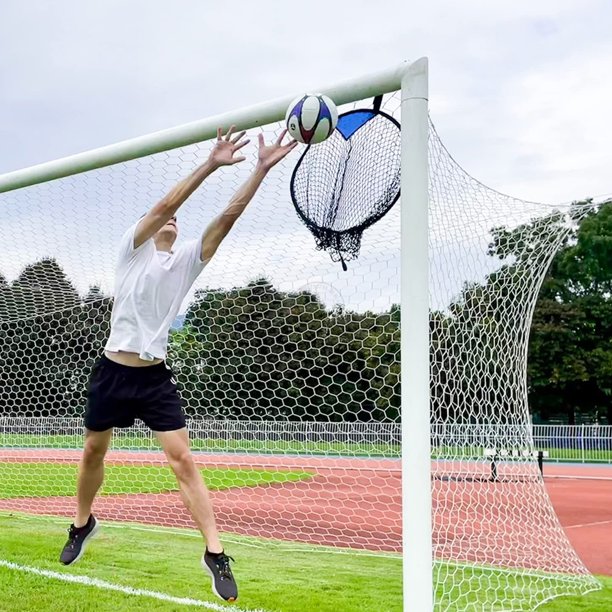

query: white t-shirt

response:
[105,223,208,361]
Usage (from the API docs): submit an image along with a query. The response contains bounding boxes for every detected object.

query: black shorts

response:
[84,355,186,432]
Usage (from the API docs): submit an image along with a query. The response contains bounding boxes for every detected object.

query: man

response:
[59,126,298,603]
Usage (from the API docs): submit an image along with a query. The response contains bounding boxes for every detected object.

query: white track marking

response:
[545,475,612,481]
[0,559,270,612]
[565,519,612,529]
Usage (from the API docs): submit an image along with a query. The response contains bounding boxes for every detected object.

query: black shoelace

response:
[67,524,85,547]
[214,554,235,580]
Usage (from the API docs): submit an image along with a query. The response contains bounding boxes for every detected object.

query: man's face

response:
[156,215,178,241]
[166,215,178,231]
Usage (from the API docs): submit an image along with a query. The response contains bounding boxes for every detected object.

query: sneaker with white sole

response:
[60,514,100,565]
[202,549,238,602]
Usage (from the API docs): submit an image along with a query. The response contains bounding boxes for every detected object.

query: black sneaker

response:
[202,549,238,602]
[60,515,100,565]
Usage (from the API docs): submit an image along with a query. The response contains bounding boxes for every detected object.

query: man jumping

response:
[59,126,298,603]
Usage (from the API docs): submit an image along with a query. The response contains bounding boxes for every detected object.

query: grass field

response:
[0,463,313,499]
[2,433,612,463]
[0,513,609,612]
[0,433,398,458]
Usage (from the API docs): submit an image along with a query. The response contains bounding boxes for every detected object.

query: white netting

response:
[0,91,600,610]
[428,128,601,608]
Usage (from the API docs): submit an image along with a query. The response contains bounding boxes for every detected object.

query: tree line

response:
[0,200,609,423]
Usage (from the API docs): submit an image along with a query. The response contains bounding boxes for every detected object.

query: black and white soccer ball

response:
[285,93,338,145]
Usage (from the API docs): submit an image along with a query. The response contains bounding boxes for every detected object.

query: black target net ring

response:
[289,98,401,270]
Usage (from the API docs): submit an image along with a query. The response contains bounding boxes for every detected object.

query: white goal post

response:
[400,57,432,612]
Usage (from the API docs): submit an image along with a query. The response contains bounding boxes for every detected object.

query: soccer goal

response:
[0,58,600,610]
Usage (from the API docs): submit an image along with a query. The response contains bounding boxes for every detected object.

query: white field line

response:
[564,519,612,529]
[104,523,401,560]
[0,559,271,612]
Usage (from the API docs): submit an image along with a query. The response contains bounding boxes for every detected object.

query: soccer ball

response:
[285,94,338,145]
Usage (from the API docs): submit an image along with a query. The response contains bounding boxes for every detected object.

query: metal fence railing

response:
[0,417,611,463]
[532,424,612,463]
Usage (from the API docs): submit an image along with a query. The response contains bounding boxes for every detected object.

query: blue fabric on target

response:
[336,110,376,140]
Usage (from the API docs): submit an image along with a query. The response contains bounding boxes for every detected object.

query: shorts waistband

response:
[99,354,170,375]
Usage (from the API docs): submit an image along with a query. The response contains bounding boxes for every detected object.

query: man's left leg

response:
[156,428,237,602]
[156,428,222,550]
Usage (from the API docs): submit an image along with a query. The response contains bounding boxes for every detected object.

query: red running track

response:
[1,450,610,575]
[546,474,612,577]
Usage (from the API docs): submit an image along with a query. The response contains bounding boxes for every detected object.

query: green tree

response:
[170,278,400,421]
[429,204,606,425]
[11,258,80,317]
[0,263,112,417]
[527,201,612,423]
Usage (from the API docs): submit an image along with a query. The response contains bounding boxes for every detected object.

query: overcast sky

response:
[0,0,610,316]
[1,0,611,205]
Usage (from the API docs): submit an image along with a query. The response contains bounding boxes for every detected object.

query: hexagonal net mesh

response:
[0,91,599,610]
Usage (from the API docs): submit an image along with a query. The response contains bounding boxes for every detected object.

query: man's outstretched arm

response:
[200,130,297,262]
[133,126,249,249]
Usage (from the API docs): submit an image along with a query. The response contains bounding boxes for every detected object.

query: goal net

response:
[0,70,600,610]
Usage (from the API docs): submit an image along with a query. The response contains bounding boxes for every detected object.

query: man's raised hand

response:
[256,130,299,172]
[208,125,250,168]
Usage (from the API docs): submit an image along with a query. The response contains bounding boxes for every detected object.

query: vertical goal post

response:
[400,57,432,612]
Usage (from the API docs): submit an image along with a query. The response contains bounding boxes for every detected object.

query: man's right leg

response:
[75,428,113,526]
[60,428,112,565]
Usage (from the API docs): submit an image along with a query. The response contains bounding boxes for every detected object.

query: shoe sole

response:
[201,557,237,603]
[62,519,100,566]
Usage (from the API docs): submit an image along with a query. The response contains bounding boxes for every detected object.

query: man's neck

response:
[154,239,173,253]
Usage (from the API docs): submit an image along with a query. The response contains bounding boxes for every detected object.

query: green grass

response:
[545,448,612,463]
[0,512,402,612]
[0,512,610,611]
[433,445,612,463]
[3,433,612,463]
[540,581,612,612]
[0,463,313,499]
[0,433,398,458]
[435,563,607,611]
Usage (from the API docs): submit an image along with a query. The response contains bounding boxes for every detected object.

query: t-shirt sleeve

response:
[172,238,210,282]
[117,222,152,266]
